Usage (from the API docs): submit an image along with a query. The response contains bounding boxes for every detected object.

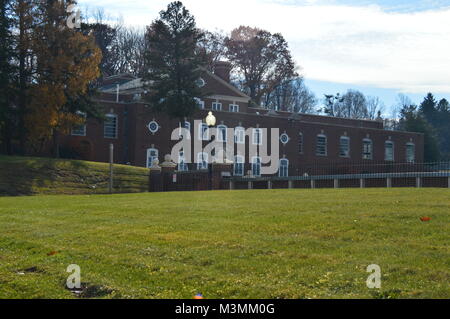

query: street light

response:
[206,111,216,128]
[205,111,216,190]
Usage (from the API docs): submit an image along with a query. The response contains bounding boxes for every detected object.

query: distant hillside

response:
[0,156,149,196]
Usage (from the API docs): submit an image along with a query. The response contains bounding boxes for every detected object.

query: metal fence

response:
[228,162,450,190]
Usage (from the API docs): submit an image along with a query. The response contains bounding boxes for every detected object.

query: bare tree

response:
[225,26,298,106]
[265,78,317,113]
[366,96,385,120]
[324,90,385,120]
[197,30,226,72]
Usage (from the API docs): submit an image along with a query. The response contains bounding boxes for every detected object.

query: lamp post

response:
[206,112,216,190]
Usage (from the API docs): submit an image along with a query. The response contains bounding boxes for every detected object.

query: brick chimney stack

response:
[213,61,232,83]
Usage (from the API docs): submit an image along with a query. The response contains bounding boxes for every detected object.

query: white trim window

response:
[234,155,245,176]
[406,143,415,163]
[198,123,209,141]
[363,139,373,160]
[197,152,209,170]
[253,128,263,146]
[178,150,188,171]
[339,136,350,158]
[279,159,289,177]
[298,132,304,154]
[385,141,394,161]
[229,104,239,112]
[251,157,262,177]
[179,121,191,140]
[217,124,227,142]
[212,102,222,111]
[316,134,327,156]
[104,114,118,139]
[235,127,245,144]
[72,112,87,136]
[195,98,205,109]
[146,148,159,168]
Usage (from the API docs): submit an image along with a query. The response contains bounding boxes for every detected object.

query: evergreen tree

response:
[419,93,437,123]
[143,1,206,120]
[399,104,440,162]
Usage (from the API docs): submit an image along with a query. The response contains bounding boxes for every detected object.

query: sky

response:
[78,0,450,114]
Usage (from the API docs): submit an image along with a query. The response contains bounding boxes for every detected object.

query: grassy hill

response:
[0,156,149,196]
[0,188,448,299]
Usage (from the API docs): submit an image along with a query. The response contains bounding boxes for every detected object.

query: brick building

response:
[61,62,424,177]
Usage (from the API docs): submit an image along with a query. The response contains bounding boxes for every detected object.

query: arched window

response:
[298,132,304,154]
[406,143,415,163]
[217,124,227,142]
[104,114,118,139]
[385,141,394,161]
[340,136,350,158]
[179,121,191,140]
[198,123,209,141]
[146,148,159,168]
[252,156,262,177]
[234,155,244,176]
[72,112,87,136]
[197,152,209,170]
[253,128,263,145]
[279,159,289,177]
[363,138,373,160]
[316,134,327,156]
[235,127,245,144]
[178,150,188,171]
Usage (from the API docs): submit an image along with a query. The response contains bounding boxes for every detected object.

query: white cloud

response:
[78,0,450,94]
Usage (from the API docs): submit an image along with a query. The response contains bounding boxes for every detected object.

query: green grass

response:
[0,188,448,299]
[0,155,149,196]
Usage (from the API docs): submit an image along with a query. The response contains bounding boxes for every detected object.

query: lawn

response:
[0,155,149,196]
[0,188,448,299]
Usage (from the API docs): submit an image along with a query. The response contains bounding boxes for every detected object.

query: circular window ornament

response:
[148,121,160,134]
[280,133,290,145]
[196,78,206,88]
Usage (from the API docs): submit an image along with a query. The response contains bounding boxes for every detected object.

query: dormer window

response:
[229,104,239,112]
[212,102,222,111]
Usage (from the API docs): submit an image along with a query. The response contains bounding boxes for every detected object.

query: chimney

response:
[213,61,232,83]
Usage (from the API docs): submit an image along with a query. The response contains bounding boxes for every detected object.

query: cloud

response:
[78,0,450,94]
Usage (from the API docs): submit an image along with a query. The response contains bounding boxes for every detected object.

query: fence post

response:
[448,177,450,189]
[334,179,339,189]
[148,163,162,192]
[360,178,365,188]
[311,179,316,189]
[288,180,293,189]
[268,180,272,189]
[248,181,253,190]
[160,155,177,192]
[416,177,422,188]
[229,180,235,190]
[109,143,114,194]
[387,177,392,188]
